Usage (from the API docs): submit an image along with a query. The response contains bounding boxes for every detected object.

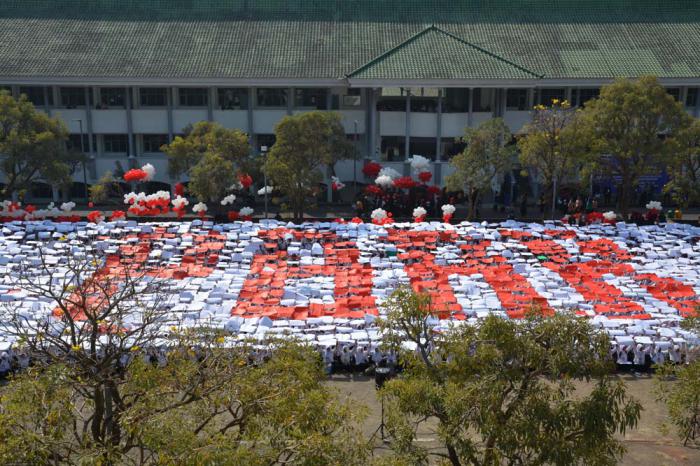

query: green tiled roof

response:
[1,1,700,81]
[348,26,541,80]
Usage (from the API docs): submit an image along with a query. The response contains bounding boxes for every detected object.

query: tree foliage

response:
[447,118,515,219]
[0,91,79,198]
[655,359,700,448]
[655,310,700,447]
[517,99,585,218]
[0,249,368,465]
[664,118,700,208]
[161,121,251,202]
[264,111,354,220]
[377,287,642,466]
[578,76,690,214]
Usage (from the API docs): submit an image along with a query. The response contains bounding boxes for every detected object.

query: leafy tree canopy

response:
[377,287,642,466]
[162,121,251,202]
[0,91,79,198]
[0,249,369,465]
[578,76,691,213]
[517,99,586,217]
[264,111,354,220]
[664,118,700,208]
[447,118,515,219]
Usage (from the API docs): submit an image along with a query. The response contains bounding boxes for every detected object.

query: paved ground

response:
[327,374,700,465]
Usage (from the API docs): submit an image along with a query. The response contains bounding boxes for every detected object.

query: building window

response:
[103,135,129,154]
[256,134,276,152]
[179,88,208,107]
[294,88,327,110]
[140,88,168,107]
[60,87,87,108]
[342,88,362,108]
[441,137,467,160]
[666,88,681,102]
[506,89,528,111]
[409,137,437,160]
[217,88,248,110]
[473,89,493,112]
[142,134,169,153]
[67,134,94,153]
[573,88,600,107]
[380,136,406,161]
[539,88,566,105]
[377,97,406,112]
[410,90,439,113]
[443,88,469,113]
[19,86,51,106]
[98,88,126,109]
[686,88,698,108]
[256,88,287,107]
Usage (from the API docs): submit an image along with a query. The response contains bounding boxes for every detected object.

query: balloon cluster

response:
[441,204,455,223]
[123,163,156,183]
[370,208,393,225]
[412,206,427,223]
[124,191,171,216]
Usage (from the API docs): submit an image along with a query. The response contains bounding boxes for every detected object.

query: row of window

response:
[2,86,363,110]
[66,134,169,154]
[376,87,697,113]
[5,85,698,111]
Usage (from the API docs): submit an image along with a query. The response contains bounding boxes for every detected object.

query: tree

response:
[447,118,515,219]
[578,76,690,215]
[664,118,700,208]
[264,111,354,221]
[0,91,80,198]
[377,287,642,466]
[161,121,251,203]
[518,99,585,219]
[655,311,700,447]
[89,170,128,205]
[0,247,369,465]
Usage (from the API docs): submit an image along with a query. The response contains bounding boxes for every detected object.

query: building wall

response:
[3,84,699,198]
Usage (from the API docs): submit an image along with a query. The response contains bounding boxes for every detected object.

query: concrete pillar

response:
[404,89,411,167]
[10,85,19,99]
[85,87,96,179]
[43,87,51,115]
[207,87,215,121]
[565,87,573,105]
[527,88,535,109]
[52,86,60,109]
[126,87,135,157]
[435,89,443,162]
[490,88,497,118]
[287,87,293,115]
[368,88,378,160]
[247,87,255,145]
[467,88,473,127]
[167,87,175,142]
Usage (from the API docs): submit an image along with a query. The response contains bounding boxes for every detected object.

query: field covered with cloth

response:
[0,219,698,356]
